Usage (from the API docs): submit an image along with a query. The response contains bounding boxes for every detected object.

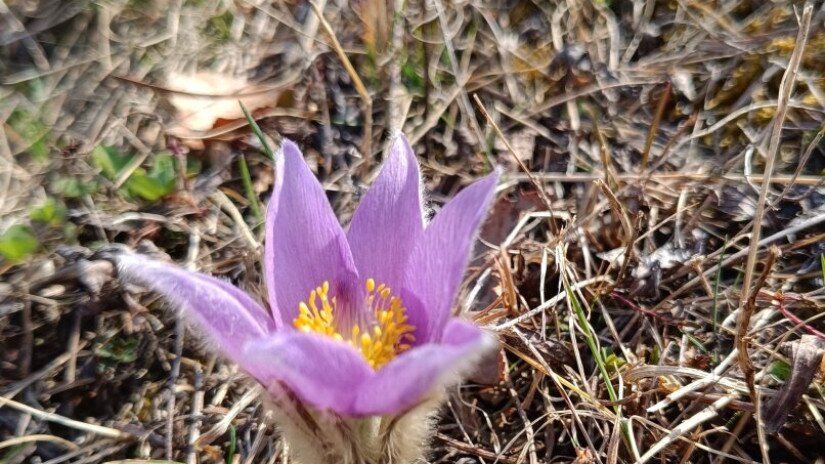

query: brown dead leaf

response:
[763,335,825,433]
[479,189,544,245]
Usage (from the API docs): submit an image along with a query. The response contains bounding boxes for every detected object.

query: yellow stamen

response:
[292,279,416,369]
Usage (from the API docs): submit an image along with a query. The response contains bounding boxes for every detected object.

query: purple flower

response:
[117,134,499,461]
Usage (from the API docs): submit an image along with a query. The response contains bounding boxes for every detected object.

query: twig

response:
[524,79,666,117]
[611,293,685,326]
[772,293,825,340]
[64,311,81,384]
[662,99,823,158]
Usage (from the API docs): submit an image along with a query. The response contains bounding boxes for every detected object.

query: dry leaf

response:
[165,71,280,139]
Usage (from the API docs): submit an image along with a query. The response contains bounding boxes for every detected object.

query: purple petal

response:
[402,169,500,342]
[264,140,362,328]
[346,134,424,291]
[117,254,275,364]
[352,319,495,415]
[243,332,373,414]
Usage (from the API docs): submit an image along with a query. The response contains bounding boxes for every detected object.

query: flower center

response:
[293,279,416,369]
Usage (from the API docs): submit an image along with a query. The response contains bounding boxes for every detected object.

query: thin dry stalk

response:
[654,211,825,310]
[0,434,80,452]
[195,385,262,447]
[0,396,129,439]
[472,94,558,235]
[640,82,671,170]
[638,395,733,464]
[511,172,825,186]
[309,1,373,162]
[735,6,813,438]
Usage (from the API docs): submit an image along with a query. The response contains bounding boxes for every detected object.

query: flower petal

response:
[402,169,500,342]
[352,319,495,415]
[346,134,424,291]
[243,332,373,414]
[117,254,275,364]
[264,140,361,328]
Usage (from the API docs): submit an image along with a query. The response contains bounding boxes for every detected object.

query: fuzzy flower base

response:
[265,382,444,463]
[116,134,499,463]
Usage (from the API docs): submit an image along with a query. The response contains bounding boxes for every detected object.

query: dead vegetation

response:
[2,0,825,463]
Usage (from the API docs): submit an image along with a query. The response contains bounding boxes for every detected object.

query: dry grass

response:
[2,0,825,463]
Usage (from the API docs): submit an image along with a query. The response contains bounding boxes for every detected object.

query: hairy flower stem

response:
[266,385,441,464]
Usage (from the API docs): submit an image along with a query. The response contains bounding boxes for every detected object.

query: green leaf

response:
[401,60,426,95]
[650,344,661,364]
[603,350,626,371]
[91,146,131,179]
[8,109,49,161]
[185,158,202,177]
[95,336,139,364]
[29,198,67,226]
[207,10,234,42]
[148,152,177,186]
[769,360,792,382]
[53,177,99,198]
[125,174,165,201]
[124,152,177,201]
[0,225,39,262]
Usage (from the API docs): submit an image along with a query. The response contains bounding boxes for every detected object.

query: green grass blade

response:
[240,102,275,159]
[226,425,236,464]
[238,154,264,224]
[820,254,824,281]
[562,274,618,406]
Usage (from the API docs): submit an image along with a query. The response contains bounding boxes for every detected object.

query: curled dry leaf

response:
[762,335,825,433]
[165,71,281,143]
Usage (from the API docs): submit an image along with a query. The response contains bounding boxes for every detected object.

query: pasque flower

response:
[117,134,499,463]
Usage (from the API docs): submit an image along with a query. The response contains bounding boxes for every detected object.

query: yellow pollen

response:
[292,279,416,369]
